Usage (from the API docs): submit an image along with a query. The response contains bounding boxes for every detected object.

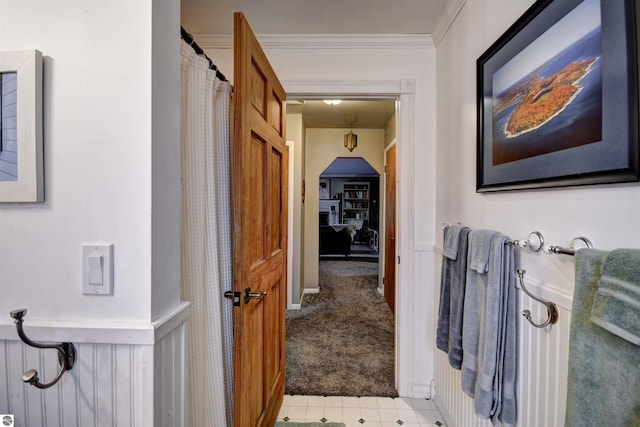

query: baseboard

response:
[290,303,301,310]
[413,383,434,399]
[304,287,320,294]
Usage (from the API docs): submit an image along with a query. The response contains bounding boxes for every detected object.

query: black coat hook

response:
[10,309,76,389]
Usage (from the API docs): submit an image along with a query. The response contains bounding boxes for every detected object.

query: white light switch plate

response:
[82,244,114,295]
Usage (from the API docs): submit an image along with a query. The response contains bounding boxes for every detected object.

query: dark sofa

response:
[319,225,352,256]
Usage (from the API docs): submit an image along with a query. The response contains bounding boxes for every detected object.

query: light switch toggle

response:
[82,244,113,295]
[88,255,103,285]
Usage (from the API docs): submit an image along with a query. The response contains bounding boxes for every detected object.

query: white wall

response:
[286,113,305,305]
[0,0,181,324]
[434,0,640,425]
[436,0,640,307]
[304,128,384,290]
[0,0,185,424]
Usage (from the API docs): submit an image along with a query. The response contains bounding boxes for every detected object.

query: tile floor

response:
[277,395,447,427]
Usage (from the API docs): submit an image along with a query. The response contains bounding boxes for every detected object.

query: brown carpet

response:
[285,259,397,397]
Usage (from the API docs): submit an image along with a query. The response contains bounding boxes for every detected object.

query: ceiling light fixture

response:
[323,99,342,105]
[344,131,357,152]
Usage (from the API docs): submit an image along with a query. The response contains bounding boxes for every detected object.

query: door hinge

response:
[397,256,400,264]
[383,277,386,284]
[224,291,241,307]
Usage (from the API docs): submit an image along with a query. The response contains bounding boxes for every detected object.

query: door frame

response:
[382,138,397,298]
[285,79,417,397]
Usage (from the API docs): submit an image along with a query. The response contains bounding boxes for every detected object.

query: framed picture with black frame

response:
[476,0,640,192]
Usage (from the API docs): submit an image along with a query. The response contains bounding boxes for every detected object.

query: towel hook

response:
[9,309,76,389]
[516,270,558,328]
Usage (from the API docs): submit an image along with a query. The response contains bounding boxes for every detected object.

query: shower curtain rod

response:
[181,26,228,82]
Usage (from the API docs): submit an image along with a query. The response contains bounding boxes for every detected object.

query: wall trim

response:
[194,33,434,50]
[431,0,467,46]
[304,287,320,294]
[284,80,402,97]
[0,301,191,345]
[414,243,435,252]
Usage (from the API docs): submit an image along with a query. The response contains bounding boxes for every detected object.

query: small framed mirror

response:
[0,50,43,202]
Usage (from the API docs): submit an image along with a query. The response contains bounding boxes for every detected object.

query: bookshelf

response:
[341,182,369,229]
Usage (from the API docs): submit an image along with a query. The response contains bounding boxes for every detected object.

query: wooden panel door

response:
[384,144,397,314]
[233,12,287,427]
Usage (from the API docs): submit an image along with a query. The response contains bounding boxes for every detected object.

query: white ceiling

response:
[181,0,450,36]
[287,100,396,129]
[181,0,451,128]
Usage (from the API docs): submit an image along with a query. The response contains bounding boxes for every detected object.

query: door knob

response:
[243,287,267,304]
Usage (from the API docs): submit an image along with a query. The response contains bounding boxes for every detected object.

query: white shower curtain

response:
[180,40,234,427]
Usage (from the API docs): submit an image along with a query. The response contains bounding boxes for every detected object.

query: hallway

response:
[285,259,394,397]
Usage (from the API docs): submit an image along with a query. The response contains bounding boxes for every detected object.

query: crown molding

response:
[431,0,467,46]
[194,33,434,50]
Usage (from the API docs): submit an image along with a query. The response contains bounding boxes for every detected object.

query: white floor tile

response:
[305,405,325,421]
[361,407,381,421]
[276,404,288,420]
[359,396,379,408]
[397,408,419,423]
[281,394,445,427]
[286,405,307,422]
[306,395,327,407]
[289,395,309,406]
[376,397,396,408]
[325,396,344,407]
[394,397,414,410]
[412,398,436,410]
[378,408,399,421]
[342,406,363,421]
[324,406,343,422]
[416,409,439,424]
[343,396,362,407]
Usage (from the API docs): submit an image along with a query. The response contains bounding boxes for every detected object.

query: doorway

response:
[284,79,417,397]
[285,97,398,396]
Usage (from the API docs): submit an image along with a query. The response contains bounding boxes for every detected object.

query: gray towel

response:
[448,227,471,369]
[565,249,640,426]
[436,225,470,369]
[590,248,640,346]
[461,229,500,397]
[443,224,466,260]
[468,229,497,273]
[474,234,518,427]
[462,230,518,427]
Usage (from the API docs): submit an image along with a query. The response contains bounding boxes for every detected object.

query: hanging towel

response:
[436,225,471,369]
[461,229,500,397]
[474,234,518,427]
[565,249,640,427]
[443,224,466,260]
[462,230,518,427]
[590,248,640,346]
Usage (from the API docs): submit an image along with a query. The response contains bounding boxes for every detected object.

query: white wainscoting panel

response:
[0,303,189,427]
[434,277,573,427]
